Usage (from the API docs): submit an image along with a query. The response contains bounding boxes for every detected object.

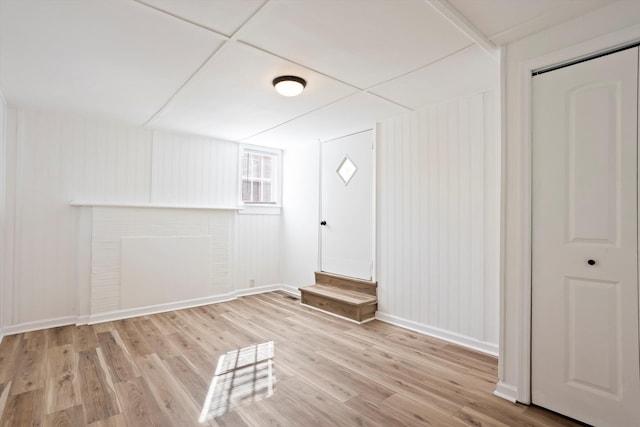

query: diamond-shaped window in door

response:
[337,155,358,185]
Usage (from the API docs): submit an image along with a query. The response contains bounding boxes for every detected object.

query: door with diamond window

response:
[320,129,374,280]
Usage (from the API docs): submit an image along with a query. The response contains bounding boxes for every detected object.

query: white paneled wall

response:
[0,95,6,331]
[73,119,152,203]
[12,109,79,323]
[1,107,282,330]
[151,130,238,206]
[236,214,281,290]
[377,91,499,353]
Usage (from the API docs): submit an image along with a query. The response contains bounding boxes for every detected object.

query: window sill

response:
[238,205,282,215]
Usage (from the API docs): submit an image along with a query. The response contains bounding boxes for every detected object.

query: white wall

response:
[150,131,237,206]
[0,94,6,335]
[1,107,282,331]
[236,213,282,289]
[501,1,640,402]
[376,91,500,354]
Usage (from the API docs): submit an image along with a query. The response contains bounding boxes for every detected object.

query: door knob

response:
[587,259,596,266]
[320,221,327,226]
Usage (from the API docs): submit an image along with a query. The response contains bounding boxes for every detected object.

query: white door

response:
[320,130,374,280]
[532,47,640,426]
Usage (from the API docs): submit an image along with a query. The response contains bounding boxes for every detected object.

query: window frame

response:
[238,144,282,214]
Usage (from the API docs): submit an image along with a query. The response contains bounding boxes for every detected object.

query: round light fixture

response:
[272,75,306,97]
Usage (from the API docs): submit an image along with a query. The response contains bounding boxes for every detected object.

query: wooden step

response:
[314,271,377,296]
[299,284,377,323]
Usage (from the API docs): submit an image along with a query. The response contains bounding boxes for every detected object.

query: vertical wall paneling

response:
[151,130,238,207]
[73,117,152,203]
[3,108,17,327]
[376,120,387,311]
[425,105,439,327]
[236,213,281,291]
[410,112,420,322]
[0,95,6,332]
[377,91,500,353]
[2,107,282,329]
[16,110,75,322]
[483,90,500,345]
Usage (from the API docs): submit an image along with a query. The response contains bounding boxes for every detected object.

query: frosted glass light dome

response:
[272,76,306,97]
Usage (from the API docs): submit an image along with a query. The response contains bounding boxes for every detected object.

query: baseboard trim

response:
[0,315,80,336]
[76,315,91,326]
[87,293,238,325]
[375,311,499,356]
[494,381,518,403]
[278,285,301,296]
[235,284,284,297]
[0,285,295,335]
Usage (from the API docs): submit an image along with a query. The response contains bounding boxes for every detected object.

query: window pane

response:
[242,180,251,201]
[263,156,272,178]
[240,149,279,204]
[263,183,271,202]
[252,181,260,202]
[251,156,261,178]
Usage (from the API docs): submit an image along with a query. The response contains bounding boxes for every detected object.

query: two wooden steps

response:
[299,272,377,323]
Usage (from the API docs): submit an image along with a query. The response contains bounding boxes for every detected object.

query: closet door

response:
[532,47,640,426]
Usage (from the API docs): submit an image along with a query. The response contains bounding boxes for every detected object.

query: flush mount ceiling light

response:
[272,75,306,97]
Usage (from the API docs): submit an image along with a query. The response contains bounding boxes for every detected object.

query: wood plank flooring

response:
[0,291,583,426]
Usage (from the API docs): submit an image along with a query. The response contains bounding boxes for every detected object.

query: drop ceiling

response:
[0,0,614,146]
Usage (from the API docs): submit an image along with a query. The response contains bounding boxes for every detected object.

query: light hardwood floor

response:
[0,291,583,426]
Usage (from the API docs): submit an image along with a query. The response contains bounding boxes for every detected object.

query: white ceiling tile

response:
[3,0,613,145]
[149,42,359,141]
[448,0,614,45]
[239,0,473,89]
[0,0,221,125]
[370,45,498,109]
[136,0,265,36]
[244,92,408,147]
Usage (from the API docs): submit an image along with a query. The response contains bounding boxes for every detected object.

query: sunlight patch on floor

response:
[199,341,275,422]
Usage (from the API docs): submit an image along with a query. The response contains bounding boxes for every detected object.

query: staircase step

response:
[301,284,377,305]
[314,271,377,296]
[299,284,377,323]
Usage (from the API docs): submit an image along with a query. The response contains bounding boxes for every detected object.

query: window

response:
[239,145,281,210]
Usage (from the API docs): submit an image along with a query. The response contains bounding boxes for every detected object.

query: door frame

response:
[507,28,640,405]
[317,126,377,282]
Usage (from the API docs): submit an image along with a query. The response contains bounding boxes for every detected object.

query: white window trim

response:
[238,144,282,215]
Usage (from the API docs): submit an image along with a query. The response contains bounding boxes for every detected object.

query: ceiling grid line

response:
[142,0,274,127]
[4,0,608,143]
[237,40,364,92]
[364,43,475,92]
[238,93,360,142]
[132,0,230,40]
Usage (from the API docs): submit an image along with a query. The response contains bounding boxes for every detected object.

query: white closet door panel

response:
[532,47,640,426]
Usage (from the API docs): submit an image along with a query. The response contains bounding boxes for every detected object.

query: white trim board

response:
[494,381,518,403]
[0,315,80,337]
[0,284,294,338]
[376,311,499,356]
[509,24,640,405]
[1,284,498,363]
